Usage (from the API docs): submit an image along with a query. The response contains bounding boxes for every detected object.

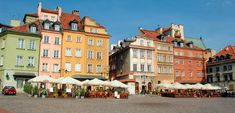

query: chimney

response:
[38,2,42,19]
[72,10,80,16]
[156,28,163,34]
[56,6,62,21]
[10,19,21,27]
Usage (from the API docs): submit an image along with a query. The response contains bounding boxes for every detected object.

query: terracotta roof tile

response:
[61,12,82,30]
[41,8,58,14]
[9,20,41,33]
[140,29,160,41]
[215,45,235,57]
[25,13,38,17]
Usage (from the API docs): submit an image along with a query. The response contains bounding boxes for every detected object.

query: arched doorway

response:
[135,82,139,94]
[148,82,152,92]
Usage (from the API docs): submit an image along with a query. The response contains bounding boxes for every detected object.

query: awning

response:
[72,75,107,81]
[13,72,36,79]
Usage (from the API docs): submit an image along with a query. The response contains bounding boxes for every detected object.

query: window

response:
[65,62,71,72]
[209,68,213,73]
[188,52,193,57]
[53,64,59,72]
[190,71,193,77]
[16,56,23,66]
[197,72,201,77]
[147,41,151,46]
[29,40,35,49]
[87,64,93,73]
[140,40,144,46]
[158,66,161,73]
[180,42,184,47]
[88,51,93,59]
[51,16,55,21]
[228,65,232,70]
[133,49,138,58]
[66,35,72,41]
[90,28,94,32]
[175,60,179,64]
[180,60,184,65]
[71,23,77,30]
[223,66,227,71]
[30,26,37,33]
[163,56,166,62]
[44,15,48,20]
[174,51,178,56]
[147,50,152,59]
[96,65,102,73]
[140,64,145,71]
[44,23,50,29]
[224,74,228,81]
[97,52,102,59]
[158,54,162,62]
[42,63,48,71]
[164,67,167,73]
[18,39,24,48]
[169,56,172,63]
[53,50,59,58]
[175,71,179,76]
[157,45,161,50]
[140,50,145,58]
[76,49,81,57]
[188,61,192,65]
[16,79,23,88]
[95,29,98,33]
[55,25,60,31]
[0,55,3,66]
[66,48,72,56]
[229,74,233,81]
[216,67,220,72]
[181,71,185,76]
[97,40,102,46]
[28,56,34,66]
[147,65,152,72]
[43,36,49,43]
[0,28,2,33]
[43,49,49,57]
[169,67,172,73]
[168,46,171,51]
[54,37,60,45]
[133,64,137,71]
[180,51,184,56]
[75,63,81,72]
[77,36,81,42]
[88,39,93,45]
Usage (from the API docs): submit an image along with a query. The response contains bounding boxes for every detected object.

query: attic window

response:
[44,23,50,29]
[180,42,184,48]
[189,42,193,48]
[71,23,77,30]
[30,26,37,33]
[55,25,60,31]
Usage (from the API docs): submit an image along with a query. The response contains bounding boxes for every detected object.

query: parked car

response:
[2,86,16,95]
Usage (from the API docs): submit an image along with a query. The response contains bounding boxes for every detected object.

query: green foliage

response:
[23,83,33,94]
[53,87,58,97]
[80,88,86,96]
[33,86,38,95]
[41,88,47,95]
[75,89,80,97]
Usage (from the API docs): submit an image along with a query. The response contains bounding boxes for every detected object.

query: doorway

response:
[141,85,146,94]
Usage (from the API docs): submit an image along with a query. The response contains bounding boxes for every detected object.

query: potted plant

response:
[33,86,38,98]
[62,89,67,98]
[23,83,33,97]
[53,87,58,98]
[80,88,85,99]
[41,88,47,98]
[75,89,80,99]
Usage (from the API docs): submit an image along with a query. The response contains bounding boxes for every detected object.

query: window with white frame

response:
[90,28,94,32]
[71,23,78,30]
[66,48,72,56]
[51,16,55,21]
[164,67,167,73]
[53,64,59,72]
[43,36,49,43]
[44,23,50,29]
[29,40,35,50]
[77,36,81,42]
[190,71,193,77]
[53,50,59,58]
[140,50,145,58]
[158,66,161,73]
[197,72,200,77]
[158,54,162,62]
[180,51,184,56]
[42,63,48,71]
[174,51,178,56]
[175,70,179,76]
[0,55,3,65]
[28,56,34,66]
[30,26,37,33]
[147,64,152,72]
[96,65,102,73]
[188,52,193,57]
[88,51,93,59]
[169,67,172,73]
[168,56,172,63]
[76,48,81,57]
[66,35,72,41]
[133,49,138,58]
[147,41,151,46]
[44,15,48,20]
[87,64,93,73]
[88,39,93,45]
[97,52,102,59]
[54,37,60,45]
[75,63,81,72]
[140,40,144,46]
[18,39,24,48]
[95,29,98,33]
[163,55,166,62]
[55,25,60,31]
[97,40,102,46]
[157,45,161,50]
[133,64,137,71]
[65,62,71,72]
[140,64,145,71]
[43,49,49,57]
[181,71,185,76]
[147,50,152,59]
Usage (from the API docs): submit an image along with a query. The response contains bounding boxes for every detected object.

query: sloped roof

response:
[61,12,82,30]
[9,20,41,33]
[41,8,58,14]
[215,45,235,59]
[185,37,206,50]
[140,29,160,41]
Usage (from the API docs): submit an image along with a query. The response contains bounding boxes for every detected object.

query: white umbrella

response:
[213,85,222,90]
[28,76,56,83]
[110,80,128,88]
[58,77,82,85]
[171,82,184,89]
[84,78,105,86]
[202,83,214,90]
[184,84,194,89]
[103,80,111,86]
[157,82,172,89]
[82,79,90,85]
[193,83,204,89]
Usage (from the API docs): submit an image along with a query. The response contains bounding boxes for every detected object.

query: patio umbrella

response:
[157,82,172,89]
[202,83,214,90]
[171,82,184,89]
[28,76,56,83]
[192,83,204,89]
[57,77,82,85]
[110,80,128,88]
[184,84,194,89]
[103,80,111,86]
[82,79,90,85]
[84,78,105,86]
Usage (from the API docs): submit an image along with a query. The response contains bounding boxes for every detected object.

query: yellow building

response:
[61,12,110,80]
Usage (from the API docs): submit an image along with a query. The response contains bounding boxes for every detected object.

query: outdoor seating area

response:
[156,82,227,98]
[23,76,129,99]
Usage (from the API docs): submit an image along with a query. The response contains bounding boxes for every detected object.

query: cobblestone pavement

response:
[0,93,235,113]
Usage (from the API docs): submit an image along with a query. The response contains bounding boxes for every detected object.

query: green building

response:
[0,21,41,92]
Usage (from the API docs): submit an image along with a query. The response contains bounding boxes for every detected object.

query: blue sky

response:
[0,0,235,51]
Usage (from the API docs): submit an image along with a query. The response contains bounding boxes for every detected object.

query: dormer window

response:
[55,25,60,31]
[44,23,49,29]
[172,40,178,47]
[29,25,37,33]
[180,42,184,48]
[216,56,220,62]
[188,41,193,48]
[71,23,77,30]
